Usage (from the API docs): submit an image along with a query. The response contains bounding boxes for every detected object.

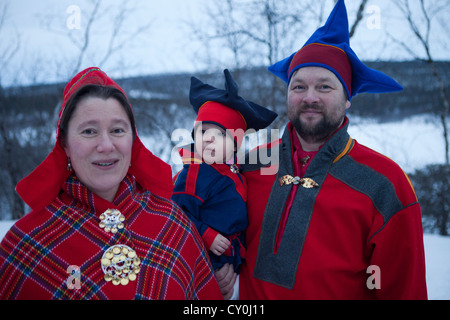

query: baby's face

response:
[194,123,236,164]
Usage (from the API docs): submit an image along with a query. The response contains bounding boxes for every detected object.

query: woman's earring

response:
[67,158,73,171]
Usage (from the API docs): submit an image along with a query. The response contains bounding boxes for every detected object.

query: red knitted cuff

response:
[202,227,219,250]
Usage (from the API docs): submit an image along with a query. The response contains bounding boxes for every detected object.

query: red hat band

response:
[195,101,247,147]
[288,43,352,98]
[57,67,127,138]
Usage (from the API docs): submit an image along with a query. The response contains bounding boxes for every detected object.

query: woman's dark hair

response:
[59,85,136,146]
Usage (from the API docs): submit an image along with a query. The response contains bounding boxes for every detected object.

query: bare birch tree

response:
[1,1,154,218]
[0,3,25,219]
[389,0,450,235]
[41,0,154,147]
[187,0,372,128]
[389,0,449,165]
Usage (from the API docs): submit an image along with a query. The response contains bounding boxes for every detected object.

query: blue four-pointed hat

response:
[268,0,403,100]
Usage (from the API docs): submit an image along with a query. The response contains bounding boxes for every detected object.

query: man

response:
[217,0,427,299]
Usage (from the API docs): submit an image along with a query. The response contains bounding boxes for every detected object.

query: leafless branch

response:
[0,3,21,85]
[393,0,449,164]
[71,0,101,74]
[349,0,369,39]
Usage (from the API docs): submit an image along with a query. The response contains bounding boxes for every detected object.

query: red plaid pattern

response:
[0,175,222,300]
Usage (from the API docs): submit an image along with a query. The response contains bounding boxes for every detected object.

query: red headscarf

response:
[16,67,173,211]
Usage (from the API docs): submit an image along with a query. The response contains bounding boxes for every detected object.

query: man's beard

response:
[290,105,344,145]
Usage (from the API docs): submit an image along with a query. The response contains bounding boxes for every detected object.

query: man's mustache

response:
[300,104,323,111]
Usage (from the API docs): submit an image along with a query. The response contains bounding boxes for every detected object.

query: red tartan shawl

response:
[16,67,173,211]
[0,174,222,300]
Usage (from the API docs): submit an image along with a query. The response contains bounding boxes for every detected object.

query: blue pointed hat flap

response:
[268,0,403,99]
[190,69,278,131]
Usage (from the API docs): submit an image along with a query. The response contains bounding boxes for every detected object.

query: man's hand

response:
[215,263,237,300]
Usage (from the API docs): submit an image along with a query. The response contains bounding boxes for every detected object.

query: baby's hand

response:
[210,234,231,256]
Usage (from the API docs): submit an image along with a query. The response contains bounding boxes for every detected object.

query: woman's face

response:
[63,96,133,202]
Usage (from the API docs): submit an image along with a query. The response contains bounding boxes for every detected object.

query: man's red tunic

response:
[240,119,427,299]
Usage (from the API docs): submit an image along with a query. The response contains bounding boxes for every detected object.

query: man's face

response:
[287,66,351,145]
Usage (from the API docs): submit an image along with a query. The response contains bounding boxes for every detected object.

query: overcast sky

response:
[1,0,449,87]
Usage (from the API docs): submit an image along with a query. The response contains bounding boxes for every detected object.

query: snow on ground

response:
[0,221,14,243]
[0,220,448,300]
[347,114,446,174]
[139,114,447,175]
[424,234,450,300]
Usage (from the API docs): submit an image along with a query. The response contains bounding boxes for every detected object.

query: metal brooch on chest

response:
[279,175,319,188]
[230,164,239,173]
[99,209,125,234]
[101,244,141,286]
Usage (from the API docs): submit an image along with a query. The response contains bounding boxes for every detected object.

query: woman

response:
[0,67,222,300]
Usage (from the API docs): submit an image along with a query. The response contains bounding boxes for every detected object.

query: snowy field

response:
[1,114,448,299]
[347,114,446,174]
[140,114,447,175]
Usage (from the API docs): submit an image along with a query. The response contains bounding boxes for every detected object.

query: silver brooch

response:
[279,175,319,188]
[101,244,141,286]
[230,164,239,173]
[99,209,125,234]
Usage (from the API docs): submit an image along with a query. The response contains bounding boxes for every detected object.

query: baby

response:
[171,69,277,299]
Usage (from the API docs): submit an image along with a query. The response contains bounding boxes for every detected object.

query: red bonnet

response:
[16,67,173,211]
